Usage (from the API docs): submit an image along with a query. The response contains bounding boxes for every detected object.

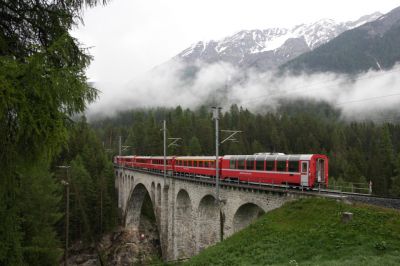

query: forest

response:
[0,1,117,265]
[92,100,400,197]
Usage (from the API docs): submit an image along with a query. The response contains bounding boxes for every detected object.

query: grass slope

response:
[185,198,400,266]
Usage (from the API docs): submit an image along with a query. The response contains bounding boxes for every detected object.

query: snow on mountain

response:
[175,12,382,71]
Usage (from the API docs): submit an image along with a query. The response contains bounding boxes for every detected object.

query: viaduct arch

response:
[116,168,298,261]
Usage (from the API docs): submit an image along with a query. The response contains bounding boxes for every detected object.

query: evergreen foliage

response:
[0,1,109,264]
[55,117,118,245]
[92,101,400,196]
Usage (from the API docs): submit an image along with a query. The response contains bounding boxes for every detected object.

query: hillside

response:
[185,198,400,266]
[282,6,400,74]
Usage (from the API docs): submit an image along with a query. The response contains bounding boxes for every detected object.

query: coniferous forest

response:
[0,1,117,265]
[92,100,400,197]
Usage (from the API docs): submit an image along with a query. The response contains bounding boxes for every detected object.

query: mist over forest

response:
[88,61,400,122]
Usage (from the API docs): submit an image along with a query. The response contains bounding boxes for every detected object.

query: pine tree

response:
[0,1,107,264]
[188,136,202,155]
[19,159,62,265]
[391,154,400,197]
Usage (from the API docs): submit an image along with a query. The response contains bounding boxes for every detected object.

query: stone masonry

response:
[115,168,298,261]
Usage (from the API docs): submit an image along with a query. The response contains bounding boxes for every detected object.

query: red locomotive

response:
[114,153,328,188]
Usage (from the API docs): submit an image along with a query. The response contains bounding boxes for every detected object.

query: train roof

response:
[175,156,216,160]
[118,154,326,161]
[224,154,316,160]
[149,156,175,159]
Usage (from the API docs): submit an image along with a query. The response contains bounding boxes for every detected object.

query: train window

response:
[256,160,264,171]
[230,159,236,169]
[301,162,308,173]
[238,160,245,169]
[277,161,286,172]
[288,161,299,172]
[266,161,274,171]
[246,159,254,170]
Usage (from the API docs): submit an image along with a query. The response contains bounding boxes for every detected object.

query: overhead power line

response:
[237,68,400,106]
[335,93,400,106]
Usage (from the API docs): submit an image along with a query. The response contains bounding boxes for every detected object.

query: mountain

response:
[175,12,382,72]
[282,6,400,74]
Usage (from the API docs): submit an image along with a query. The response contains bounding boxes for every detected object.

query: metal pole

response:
[65,168,70,266]
[163,120,167,182]
[100,177,103,234]
[213,107,221,202]
[118,135,122,156]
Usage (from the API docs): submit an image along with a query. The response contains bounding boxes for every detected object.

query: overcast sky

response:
[72,0,400,86]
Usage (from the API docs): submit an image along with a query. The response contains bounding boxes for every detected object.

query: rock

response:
[61,216,162,265]
[341,212,353,223]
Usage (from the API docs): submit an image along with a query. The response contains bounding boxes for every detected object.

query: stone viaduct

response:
[115,167,309,261]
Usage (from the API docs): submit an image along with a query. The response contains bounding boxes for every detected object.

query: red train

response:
[114,153,328,188]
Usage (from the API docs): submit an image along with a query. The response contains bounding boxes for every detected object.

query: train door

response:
[300,161,309,186]
[316,159,325,183]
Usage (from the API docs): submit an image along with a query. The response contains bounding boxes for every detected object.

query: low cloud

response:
[86,60,400,121]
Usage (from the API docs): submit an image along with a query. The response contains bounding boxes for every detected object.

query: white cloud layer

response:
[87,61,400,121]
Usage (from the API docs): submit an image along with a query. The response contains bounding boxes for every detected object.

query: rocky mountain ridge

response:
[282,6,400,74]
[175,12,382,71]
